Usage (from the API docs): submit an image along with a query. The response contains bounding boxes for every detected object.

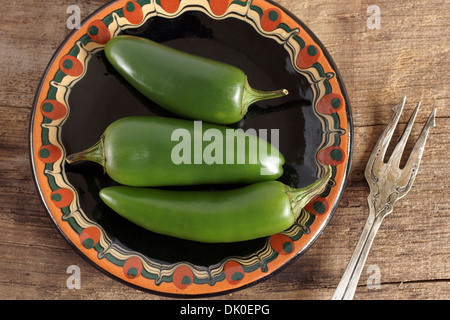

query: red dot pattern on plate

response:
[224,260,245,285]
[296,45,320,69]
[261,8,282,32]
[59,55,83,77]
[87,20,110,44]
[209,0,231,16]
[269,234,294,255]
[40,100,67,120]
[51,188,74,208]
[38,145,62,164]
[160,0,180,13]
[317,93,344,114]
[305,195,329,215]
[173,265,194,289]
[318,146,346,166]
[123,256,143,279]
[123,1,144,24]
[79,226,101,249]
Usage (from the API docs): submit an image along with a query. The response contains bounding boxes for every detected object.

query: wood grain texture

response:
[0,0,448,300]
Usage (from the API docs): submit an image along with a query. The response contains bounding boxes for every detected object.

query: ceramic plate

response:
[30,0,352,296]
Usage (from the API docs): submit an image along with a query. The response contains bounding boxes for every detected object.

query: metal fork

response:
[332,97,436,300]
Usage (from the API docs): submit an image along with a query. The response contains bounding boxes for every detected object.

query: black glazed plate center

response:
[62,11,322,266]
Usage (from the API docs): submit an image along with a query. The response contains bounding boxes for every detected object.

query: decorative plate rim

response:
[30,0,353,297]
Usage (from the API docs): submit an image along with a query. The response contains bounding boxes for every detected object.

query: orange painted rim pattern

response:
[30,0,352,296]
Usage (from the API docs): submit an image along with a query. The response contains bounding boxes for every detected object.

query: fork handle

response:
[332,213,384,300]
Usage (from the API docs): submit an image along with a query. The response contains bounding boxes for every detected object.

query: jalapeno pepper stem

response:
[65,137,105,167]
[285,165,332,220]
[242,79,288,115]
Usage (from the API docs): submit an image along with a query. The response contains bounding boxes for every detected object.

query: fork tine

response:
[377,97,405,159]
[388,101,421,167]
[365,97,406,175]
[401,108,436,189]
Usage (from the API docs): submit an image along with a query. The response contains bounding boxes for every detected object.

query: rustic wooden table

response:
[1,0,448,300]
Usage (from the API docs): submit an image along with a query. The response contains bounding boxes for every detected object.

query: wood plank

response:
[0,0,448,300]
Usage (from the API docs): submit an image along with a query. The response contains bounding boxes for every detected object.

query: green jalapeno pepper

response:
[104,35,288,125]
[66,116,284,187]
[99,166,331,243]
